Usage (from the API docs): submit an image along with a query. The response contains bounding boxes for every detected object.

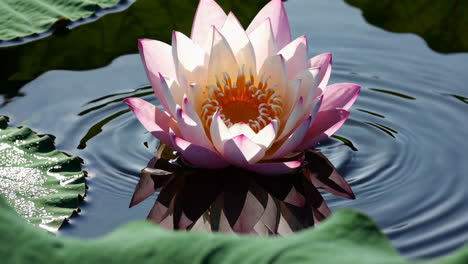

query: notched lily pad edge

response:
[0,115,87,231]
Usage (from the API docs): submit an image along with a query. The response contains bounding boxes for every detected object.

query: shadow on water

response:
[0,0,269,103]
[344,0,468,54]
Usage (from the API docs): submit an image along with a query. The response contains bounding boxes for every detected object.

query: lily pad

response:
[1,194,468,263]
[0,116,86,231]
[0,0,121,40]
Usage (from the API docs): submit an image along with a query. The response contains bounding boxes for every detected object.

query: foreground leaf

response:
[1,195,468,263]
[0,0,120,40]
[0,116,86,231]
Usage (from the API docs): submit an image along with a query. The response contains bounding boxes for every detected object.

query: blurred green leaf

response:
[1,193,468,263]
[0,0,269,103]
[345,0,468,53]
[0,0,121,40]
[0,116,86,231]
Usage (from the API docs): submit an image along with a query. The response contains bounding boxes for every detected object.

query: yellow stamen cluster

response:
[201,66,283,132]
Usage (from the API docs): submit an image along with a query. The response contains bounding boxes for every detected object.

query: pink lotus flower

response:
[125,0,360,175]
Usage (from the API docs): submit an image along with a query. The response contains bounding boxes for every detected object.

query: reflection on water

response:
[345,0,468,53]
[446,94,468,105]
[1,0,468,260]
[77,86,153,148]
[128,147,352,234]
[78,92,152,116]
[330,135,358,151]
[365,122,398,138]
[357,109,385,118]
[370,88,416,100]
[82,86,151,106]
[77,109,130,149]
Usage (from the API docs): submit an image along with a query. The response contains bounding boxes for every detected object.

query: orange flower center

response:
[201,67,283,132]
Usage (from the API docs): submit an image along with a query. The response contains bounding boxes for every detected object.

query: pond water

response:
[2,0,468,260]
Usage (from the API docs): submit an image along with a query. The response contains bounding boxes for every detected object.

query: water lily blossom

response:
[125,0,360,175]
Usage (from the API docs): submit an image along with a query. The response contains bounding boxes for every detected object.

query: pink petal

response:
[268,116,312,160]
[124,97,177,149]
[138,39,177,115]
[249,18,277,72]
[246,0,292,50]
[278,96,304,140]
[187,83,205,114]
[295,67,320,109]
[169,130,229,169]
[252,120,278,149]
[138,39,176,79]
[244,160,302,175]
[259,54,288,91]
[223,135,266,165]
[283,79,301,115]
[172,31,207,91]
[175,105,213,151]
[311,95,323,121]
[299,109,350,150]
[221,12,256,73]
[278,36,308,80]
[320,83,361,111]
[309,53,332,91]
[228,123,256,139]
[190,0,227,50]
[157,73,178,117]
[182,95,204,125]
[207,26,239,86]
[210,111,233,153]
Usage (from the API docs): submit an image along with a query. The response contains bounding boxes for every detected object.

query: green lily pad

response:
[0,116,86,231]
[0,0,120,40]
[345,0,468,53]
[1,194,467,263]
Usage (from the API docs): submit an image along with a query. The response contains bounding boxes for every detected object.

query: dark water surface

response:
[1,0,468,259]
